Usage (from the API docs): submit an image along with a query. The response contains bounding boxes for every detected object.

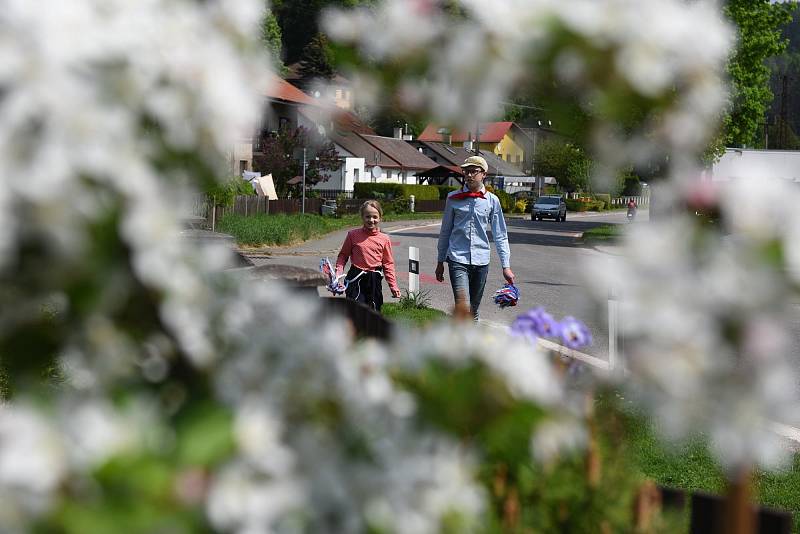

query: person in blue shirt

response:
[435,155,515,321]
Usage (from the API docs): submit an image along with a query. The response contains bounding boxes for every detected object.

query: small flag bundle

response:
[320,257,346,295]
[493,283,519,308]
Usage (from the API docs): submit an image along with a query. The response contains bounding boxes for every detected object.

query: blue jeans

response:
[447,260,489,321]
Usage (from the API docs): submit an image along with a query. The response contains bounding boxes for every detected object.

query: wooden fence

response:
[656,485,793,534]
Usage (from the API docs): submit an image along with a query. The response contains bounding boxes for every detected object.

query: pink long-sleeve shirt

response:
[336,227,399,294]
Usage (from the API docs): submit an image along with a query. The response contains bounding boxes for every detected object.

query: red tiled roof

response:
[418,122,516,143]
[264,74,318,106]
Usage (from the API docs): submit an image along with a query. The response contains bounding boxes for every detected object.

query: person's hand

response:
[391,289,401,298]
[435,262,445,282]
[502,267,515,285]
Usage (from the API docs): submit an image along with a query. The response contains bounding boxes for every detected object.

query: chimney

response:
[403,134,414,141]
[393,127,403,139]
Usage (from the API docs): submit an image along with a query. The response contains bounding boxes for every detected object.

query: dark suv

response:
[531,195,567,221]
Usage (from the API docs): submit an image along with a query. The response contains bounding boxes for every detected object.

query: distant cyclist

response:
[626,198,637,221]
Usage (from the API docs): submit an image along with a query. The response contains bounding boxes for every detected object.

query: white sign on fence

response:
[254,173,277,200]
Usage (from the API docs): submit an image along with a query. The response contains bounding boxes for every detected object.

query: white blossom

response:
[585,177,800,473]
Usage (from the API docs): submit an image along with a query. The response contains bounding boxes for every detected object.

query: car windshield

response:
[538,197,560,205]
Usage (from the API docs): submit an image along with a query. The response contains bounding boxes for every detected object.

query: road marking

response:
[386,222,441,233]
[525,229,583,238]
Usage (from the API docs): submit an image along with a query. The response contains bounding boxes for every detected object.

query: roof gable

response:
[264,75,318,106]
[418,122,517,143]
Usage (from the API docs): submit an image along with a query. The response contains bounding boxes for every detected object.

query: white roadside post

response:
[608,285,619,372]
[408,246,419,296]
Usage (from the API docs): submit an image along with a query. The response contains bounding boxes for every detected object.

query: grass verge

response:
[217,212,442,247]
[582,223,623,245]
[619,399,800,530]
[382,304,447,325]
[382,289,448,326]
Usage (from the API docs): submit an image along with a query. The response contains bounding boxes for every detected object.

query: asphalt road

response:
[246,209,644,364]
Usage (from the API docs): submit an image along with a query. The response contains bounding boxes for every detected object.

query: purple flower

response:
[559,316,592,349]
[511,307,561,342]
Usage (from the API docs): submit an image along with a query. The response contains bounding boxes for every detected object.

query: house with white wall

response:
[301,107,437,190]
[710,148,800,182]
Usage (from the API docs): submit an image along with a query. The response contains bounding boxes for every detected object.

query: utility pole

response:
[301,147,306,214]
[474,120,481,155]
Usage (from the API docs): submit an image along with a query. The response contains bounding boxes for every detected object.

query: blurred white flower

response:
[0,405,67,519]
[585,176,800,473]
[324,0,731,183]
[207,461,305,534]
[532,419,588,464]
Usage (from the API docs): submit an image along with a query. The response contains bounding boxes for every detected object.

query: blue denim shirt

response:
[437,187,511,268]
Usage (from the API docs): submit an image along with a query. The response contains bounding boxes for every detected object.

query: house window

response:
[239,160,248,175]
[515,154,521,164]
[354,168,360,182]
[278,117,290,131]
[401,171,407,184]
[371,168,376,183]
[506,154,511,162]
[335,89,342,99]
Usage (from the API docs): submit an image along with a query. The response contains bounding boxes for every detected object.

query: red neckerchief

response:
[451,189,485,200]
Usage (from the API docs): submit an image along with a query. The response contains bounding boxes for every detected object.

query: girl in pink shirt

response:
[336,200,401,311]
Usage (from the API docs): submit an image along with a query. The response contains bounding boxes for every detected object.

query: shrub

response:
[514,199,528,214]
[205,176,254,207]
[594,193,612,210]
[486,186,514,212]
[353,183,441,201]
[354,183,404,200]
[565,198,603,212]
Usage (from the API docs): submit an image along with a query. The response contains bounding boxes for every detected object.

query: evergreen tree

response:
[261,7,286,73]
[298,33,335,80]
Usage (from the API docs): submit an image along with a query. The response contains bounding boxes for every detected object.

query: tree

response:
[273,0,372,64]
[298,33,335,80]
[722,0,795,148]
[533,140,591,193]
[252,126,342,197]
[261,7,286,73]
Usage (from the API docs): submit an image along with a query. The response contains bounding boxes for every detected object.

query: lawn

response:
[217,212,442,247]
[382,302,448,325]
[624,409,800,530]
[382,289,448,326]
[581,223,624,245]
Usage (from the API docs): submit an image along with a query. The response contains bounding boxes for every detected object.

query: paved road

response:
[245,209,645,364]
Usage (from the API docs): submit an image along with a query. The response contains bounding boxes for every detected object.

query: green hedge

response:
[436,185,459,199]
[353,183,440,201]
[593,193,612,210]
[565,198,604,212]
